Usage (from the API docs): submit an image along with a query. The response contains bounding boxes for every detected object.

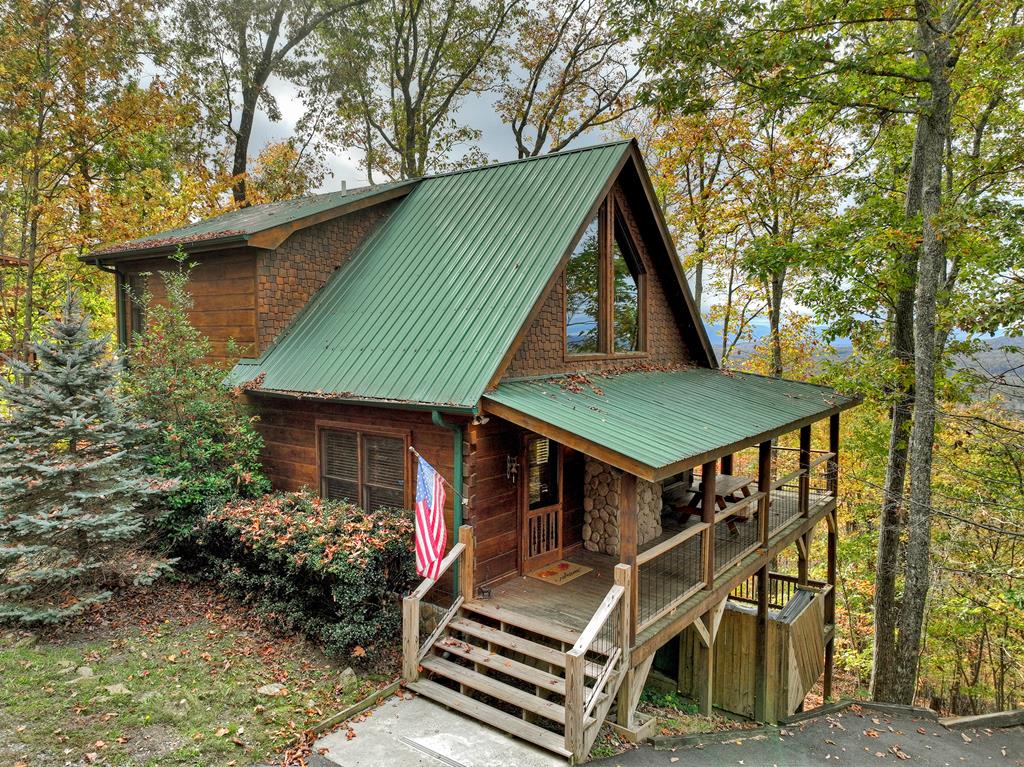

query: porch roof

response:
[482,368,859,481]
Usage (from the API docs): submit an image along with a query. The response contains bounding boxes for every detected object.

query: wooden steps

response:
[464,600,615,656]
[410,605,624,761]
[422,656,592,726]
[406,679,573,759]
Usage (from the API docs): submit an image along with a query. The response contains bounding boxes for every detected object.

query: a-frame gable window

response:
[564,199,646,358]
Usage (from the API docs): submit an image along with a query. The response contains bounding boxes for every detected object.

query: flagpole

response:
[409,446,469,507]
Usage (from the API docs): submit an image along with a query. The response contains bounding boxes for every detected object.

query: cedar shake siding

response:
[255,200,399,350]
[121,252,258,362]
[502,184,694,379]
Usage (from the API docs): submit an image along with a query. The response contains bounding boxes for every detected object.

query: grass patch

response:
[0,581,394,766]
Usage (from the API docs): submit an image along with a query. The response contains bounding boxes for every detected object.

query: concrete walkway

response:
[313,694,566,767]
[595,706,1024,767]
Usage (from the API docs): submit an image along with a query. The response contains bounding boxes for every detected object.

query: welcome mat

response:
[526,561,592,586]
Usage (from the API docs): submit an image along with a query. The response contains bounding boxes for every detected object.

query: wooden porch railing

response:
[564,564,631,758]
[402,525,473,682]
[730,571,828,609]
[632,441,838,639]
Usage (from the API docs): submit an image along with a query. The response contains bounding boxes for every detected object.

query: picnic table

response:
[667,473,758,534]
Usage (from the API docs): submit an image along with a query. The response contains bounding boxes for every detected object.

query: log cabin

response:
[87,140,859,762]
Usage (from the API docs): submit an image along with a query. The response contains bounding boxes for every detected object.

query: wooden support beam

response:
[619,473,639,646]
[617,655,655,730]
[708,597,727,642]
[701,460,717,588]
[692,616,710,648]
[721,453,734,475]
[797,532,809,585]
[757,441,772,547]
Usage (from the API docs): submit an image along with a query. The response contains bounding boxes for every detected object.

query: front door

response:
[520,435,563,572]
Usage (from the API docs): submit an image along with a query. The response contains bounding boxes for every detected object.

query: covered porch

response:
[466,443,839,654]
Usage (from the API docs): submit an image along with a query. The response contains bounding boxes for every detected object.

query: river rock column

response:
[582,457,663,556]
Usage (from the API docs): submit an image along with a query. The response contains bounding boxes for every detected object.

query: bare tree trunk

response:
[231,90,257,203]
[890,13,952,703]
[872,117,925,702]
[768,268,785,377]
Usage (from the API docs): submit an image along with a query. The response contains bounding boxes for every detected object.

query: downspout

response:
[432,410,465,593]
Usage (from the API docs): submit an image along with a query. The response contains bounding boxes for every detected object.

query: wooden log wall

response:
[248,396,457,545]
[120,252,258,362]
[464,415,585,587]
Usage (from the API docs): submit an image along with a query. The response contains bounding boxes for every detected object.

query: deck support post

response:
[693,598,727,716]
[757,441,772,547]
[720,453,734,475]
[619,472,639,647]
[799,425,811,518]
[701,460,716,588]
[753,564,771,722]
[824,414,840,699]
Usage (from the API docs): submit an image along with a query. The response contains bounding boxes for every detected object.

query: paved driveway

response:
[595,707,1024,767]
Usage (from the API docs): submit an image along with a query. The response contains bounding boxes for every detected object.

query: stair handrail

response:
[402,525,474,682]
[564,563,631,759]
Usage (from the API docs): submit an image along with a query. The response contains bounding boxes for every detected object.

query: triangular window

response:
[564,199,646,357]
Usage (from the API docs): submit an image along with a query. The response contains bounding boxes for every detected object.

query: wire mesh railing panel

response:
[714,516,760,575]
[768,485,801,537]
[637,529,704,629]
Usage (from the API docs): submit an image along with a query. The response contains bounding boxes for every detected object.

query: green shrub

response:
[198,491,417,662]
[123,253,270,551]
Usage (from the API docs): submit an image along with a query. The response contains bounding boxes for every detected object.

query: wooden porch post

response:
[824,413,840,699]
[757,441,772,546]
[799,425,811,517]
[459,525,475,602]
[701,460,717,588]
[720,453,734,475]
[619,472,639,646]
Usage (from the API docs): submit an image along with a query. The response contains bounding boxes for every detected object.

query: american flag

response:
[414,454,447,579]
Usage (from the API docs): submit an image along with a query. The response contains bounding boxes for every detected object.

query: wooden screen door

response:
[521,435,563,572]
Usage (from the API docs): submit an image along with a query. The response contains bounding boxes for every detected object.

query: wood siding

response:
[502,183,696,379]
[465,415,585,587]
[120,252,257,362]
[248,396,458,541]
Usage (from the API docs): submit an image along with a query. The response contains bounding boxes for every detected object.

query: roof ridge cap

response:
[417,139,635,183]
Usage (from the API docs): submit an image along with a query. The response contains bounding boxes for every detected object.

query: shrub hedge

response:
[198,492,417,662]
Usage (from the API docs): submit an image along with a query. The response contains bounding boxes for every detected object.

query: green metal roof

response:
[91,181,414,257]
[227,141,633,408]
[483,369,858,480]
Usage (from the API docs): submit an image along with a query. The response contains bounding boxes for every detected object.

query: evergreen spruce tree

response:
[0,293,174,624]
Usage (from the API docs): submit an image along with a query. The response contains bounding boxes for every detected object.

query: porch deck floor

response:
[472,489,832,642]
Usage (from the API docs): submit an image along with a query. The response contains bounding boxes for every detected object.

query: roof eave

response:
[83,233,252,264]
[481,387,861,483]
[240,386,479,416]
[84,180,418,264]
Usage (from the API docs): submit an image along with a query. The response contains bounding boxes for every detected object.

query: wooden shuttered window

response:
[320,428,407,511]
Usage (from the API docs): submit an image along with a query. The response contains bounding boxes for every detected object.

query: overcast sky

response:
[251,75,616,191]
